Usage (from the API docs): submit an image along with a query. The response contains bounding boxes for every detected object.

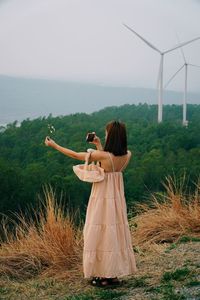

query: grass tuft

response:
[161,283,186,300]
[161,267,191,282]
[130,175,200,247]
[0,186,82,280]
[185,280,200,287]
[178,235,200,243]
[63,289,127,300]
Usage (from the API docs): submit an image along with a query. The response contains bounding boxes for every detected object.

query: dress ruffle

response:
[83,248,137,278]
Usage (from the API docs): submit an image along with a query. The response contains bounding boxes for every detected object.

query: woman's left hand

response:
[45,136,57,148]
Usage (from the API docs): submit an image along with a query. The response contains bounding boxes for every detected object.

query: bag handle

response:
[85,152,91,165]
[84,151,100,168]
[84,152,92,169]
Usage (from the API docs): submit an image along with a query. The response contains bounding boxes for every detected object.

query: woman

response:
[45,120,137,287]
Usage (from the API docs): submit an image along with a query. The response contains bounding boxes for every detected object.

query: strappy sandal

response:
[90,277,99,286]
[90,277,111,287]
[107,277,123,286]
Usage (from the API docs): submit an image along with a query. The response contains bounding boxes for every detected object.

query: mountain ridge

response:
[0,74,200,124]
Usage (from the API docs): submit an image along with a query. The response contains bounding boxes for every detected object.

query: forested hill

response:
[0,103,200,222]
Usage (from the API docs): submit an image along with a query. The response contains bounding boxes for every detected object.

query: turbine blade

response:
[164,65,185,88]
[189,64,200,68]
[156,56,162,88]
[123,23,161,54]
[175,32,187,63]
[164,36,200,54]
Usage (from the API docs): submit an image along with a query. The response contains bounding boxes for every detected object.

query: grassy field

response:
[0,237,200,300]
[0,177,200,299]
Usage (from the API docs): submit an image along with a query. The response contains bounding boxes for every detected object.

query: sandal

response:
[90,277,111,287]
[90,277,99,286]
[107,277,123,286]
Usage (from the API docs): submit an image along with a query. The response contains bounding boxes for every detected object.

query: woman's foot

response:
[90,277,122,287]
[107,277,121,286]
[90,277,111,287]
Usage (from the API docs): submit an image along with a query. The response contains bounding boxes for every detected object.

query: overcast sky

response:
[0,0,200,92]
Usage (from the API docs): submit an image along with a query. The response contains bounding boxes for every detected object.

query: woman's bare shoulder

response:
[90,150,108,161]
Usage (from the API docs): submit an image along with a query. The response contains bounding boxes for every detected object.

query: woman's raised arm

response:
[45,137,107,162]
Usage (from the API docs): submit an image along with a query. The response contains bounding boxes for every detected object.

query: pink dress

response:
[83,151,137,278]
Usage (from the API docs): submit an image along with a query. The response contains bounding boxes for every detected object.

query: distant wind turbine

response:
[123,23,200,123]
[164,36,200,126]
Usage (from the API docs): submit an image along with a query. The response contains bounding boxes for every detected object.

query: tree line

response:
[0,103,200,224]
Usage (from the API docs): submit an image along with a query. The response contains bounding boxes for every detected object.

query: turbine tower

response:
[165,39,200,126]
[123,23,200,123]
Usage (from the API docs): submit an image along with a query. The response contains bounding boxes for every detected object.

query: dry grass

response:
[0,187,83,280]
[131,175,200,248]
[1,175,200,282]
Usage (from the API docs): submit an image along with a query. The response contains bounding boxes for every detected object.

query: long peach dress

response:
[83,151,137,278]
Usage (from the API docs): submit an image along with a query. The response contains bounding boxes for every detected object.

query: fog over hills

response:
[0,75,200,125]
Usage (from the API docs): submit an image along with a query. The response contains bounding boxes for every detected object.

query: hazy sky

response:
[0,0,200,91]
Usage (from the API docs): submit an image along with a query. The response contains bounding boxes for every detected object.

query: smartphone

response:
[86,132,95,142]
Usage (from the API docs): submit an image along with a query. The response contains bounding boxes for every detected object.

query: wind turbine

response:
[164,38,200,126]
[123,23,200,123]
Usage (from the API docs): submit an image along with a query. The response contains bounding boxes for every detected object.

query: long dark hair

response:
[104,120,127,156]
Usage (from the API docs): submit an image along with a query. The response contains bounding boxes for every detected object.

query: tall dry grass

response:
[0,187,83,280]
[1,176,200,280]
[131,175,200,247]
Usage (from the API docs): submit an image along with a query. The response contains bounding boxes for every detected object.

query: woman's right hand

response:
[89,134,103,150]
[89,134,100,146]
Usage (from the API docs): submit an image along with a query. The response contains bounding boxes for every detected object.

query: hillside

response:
[0,103,200,224]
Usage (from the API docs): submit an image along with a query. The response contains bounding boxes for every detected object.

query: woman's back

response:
[100,150,131,173]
